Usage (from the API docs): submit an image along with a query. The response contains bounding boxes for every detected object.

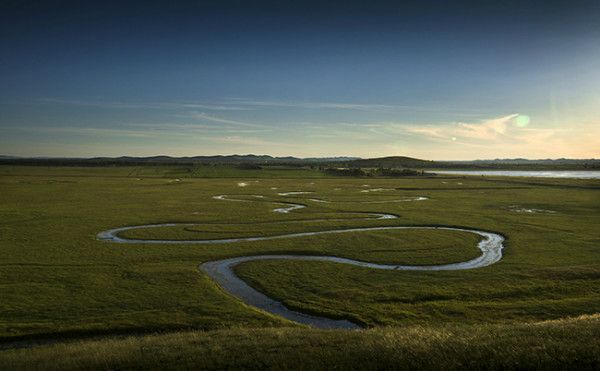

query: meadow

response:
[0,165,599,368]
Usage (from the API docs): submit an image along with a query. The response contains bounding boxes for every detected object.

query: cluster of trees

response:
[324,167,424,177]
[324,168,368,176]
[375,168,422,176]
[236,163,262,170]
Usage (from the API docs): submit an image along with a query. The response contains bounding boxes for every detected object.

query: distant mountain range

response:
[0,154,359,166]
[87,155,361,164]
[1,154,598,169]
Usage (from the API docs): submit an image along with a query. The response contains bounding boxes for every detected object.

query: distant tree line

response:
[0,159,297,168]
[324,168,368,176]
[324,167,424,177]
[236,163,262,170]
[375,168,422,176]
[1,156,599,170]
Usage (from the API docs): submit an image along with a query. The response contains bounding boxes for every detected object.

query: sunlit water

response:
[434,170,600,179]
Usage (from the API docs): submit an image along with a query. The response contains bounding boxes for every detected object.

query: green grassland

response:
[0,164,326,179]
[1,315,599,370]
[0,165,599,367]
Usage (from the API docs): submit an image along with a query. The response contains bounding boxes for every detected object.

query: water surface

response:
[434,170,600,179]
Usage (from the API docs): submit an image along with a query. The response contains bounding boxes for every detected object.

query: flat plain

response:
[1,165,599,369]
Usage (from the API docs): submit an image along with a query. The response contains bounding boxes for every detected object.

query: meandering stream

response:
[97,192,504,329]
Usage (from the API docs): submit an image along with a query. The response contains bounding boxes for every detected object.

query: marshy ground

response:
[0,165,599,369]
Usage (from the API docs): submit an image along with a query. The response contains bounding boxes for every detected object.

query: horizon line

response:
[1,154,599,162]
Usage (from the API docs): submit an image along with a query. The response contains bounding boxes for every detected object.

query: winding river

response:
[97,192,505,329]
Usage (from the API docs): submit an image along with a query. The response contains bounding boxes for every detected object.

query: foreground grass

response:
[1,315,598,370]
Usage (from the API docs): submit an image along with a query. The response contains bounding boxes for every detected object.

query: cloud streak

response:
[33,97,487,117]
[187,112,267,128]
[36,98,253,111]
[404,114,520,141]
[227,99,394,112]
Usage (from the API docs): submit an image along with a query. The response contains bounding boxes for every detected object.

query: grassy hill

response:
[1,315,598,370]
[345,156,600,170]
[345,156,434,168]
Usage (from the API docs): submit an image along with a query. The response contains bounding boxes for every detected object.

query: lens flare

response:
[514,115,530,127]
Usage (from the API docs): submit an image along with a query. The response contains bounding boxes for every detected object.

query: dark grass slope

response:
[1,315,598,370]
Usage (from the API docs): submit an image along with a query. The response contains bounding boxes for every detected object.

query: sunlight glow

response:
[514,115,531,128]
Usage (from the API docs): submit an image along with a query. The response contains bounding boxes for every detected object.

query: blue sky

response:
[1,0,599,159]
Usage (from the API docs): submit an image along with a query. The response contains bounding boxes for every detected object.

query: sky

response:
[1,0,599,160]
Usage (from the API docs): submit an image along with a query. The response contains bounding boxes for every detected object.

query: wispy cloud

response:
[5,125,185,139]
[35,97,375,111]
[187,111,269,129]
[226,98,487,115]
[384,114,600,158]
[38,97,395,112]
[404,114,520,141]
[281,114,599,159]
[211,135,288,147]
[124,122,270,133]
[37,98,253,111]
[38,98,149,109]
[34,97,486,116]
[163,103,252,111]
[5,117,277,140]
[228,99,393,112]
